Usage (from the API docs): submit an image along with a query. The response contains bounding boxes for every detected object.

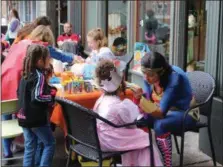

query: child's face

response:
[45,66,54,83]
[87,36,98,50]
[44,56,51,69]
[36,55,51,70]
[115,50,126,57]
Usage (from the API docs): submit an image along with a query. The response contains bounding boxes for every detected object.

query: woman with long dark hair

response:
[14,16,51,44]
[6,8,22,45]
[133,52,199,167]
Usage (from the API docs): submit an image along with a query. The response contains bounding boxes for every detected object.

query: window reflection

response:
[187,0,206,72]
[107,1,127,47]
[138,1,171,59]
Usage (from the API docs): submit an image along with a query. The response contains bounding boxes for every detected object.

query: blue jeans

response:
[146,111,197,136]
[2,114,13,157]
[23,125,55,167]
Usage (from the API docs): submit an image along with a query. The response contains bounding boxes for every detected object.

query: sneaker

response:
[2,155,15,166]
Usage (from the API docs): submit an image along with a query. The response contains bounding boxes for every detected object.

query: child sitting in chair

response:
[93,59,163,166]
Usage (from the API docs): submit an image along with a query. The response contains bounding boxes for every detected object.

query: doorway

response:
[187,0,206,71]
[56,0,67,38]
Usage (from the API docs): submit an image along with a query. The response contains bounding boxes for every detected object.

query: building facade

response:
[50,0,223,164]
[1,0,222,164]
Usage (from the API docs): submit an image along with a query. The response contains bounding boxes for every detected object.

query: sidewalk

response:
[2,128,222,166]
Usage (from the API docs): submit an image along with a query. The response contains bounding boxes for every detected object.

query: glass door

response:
[187,0,206,71]
[137,1,172,59]
[56,0,67,36]
[107,0,128,47]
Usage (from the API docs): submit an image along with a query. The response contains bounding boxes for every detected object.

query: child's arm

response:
[32,71,53,103]
[117,99,140,124]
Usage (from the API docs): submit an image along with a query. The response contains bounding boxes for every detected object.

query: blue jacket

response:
[48,46,73,63]
[144,66,192,116]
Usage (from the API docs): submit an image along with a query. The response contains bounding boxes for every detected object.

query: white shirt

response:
[89,47,116,64]
[7,18,21,39]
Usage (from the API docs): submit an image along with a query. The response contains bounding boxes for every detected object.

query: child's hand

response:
[73,56,85,64]
[50,87,57,97]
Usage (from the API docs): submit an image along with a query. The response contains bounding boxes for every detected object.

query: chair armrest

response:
[135,118,149,127]
[182,101,208,129]
[96,114,137,128]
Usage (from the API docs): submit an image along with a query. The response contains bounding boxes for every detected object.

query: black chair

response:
[124,54,134,81]
[56,97,155,167]
[172,71,216,166]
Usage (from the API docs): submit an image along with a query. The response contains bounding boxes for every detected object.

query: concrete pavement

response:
[2,127,222,166]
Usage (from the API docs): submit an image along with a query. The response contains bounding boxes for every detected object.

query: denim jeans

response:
[2,114,13,157]
[23,125,55,167]
[146,110,197,136]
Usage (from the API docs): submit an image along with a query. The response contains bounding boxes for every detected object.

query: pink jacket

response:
[1,39,47,100]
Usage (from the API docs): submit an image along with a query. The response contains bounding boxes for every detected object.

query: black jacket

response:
[17,69,56,128]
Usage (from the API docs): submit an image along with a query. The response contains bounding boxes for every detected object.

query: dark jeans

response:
[23,125,55,167]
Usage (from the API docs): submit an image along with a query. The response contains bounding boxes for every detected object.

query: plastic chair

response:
[173,71,216,166]
[55,97,155,167]
[1,99,23,161]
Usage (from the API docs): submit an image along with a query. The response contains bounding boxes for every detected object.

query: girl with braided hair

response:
[93,59,163,166]
[17,44,57,167]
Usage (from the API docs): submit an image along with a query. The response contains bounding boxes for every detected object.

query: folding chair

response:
[1,99,23,161]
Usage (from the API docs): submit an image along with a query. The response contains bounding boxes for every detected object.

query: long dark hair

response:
[141,52,172,90]
[11,8,20,21]
[17,16,52,41]
[22,44,49,79]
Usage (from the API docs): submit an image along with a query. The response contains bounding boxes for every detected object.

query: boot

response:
[156,132,172,167]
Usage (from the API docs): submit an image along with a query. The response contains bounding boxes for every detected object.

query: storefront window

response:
[137,1,171,59]
[56,0,67,36]
[186,0,206,72]
[107,1,127,47]
[25,1,31,22]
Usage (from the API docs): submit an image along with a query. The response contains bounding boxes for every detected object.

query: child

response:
[86,28,116,64]
[93,59,163,166]
[112,37,133,64]
[112,37,133,80]
[17,44,57,167]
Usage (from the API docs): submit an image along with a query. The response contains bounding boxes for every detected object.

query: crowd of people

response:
[1,9,199,167]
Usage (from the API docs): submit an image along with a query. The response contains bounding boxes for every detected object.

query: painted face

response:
[63,23,72,34]
[87,36,98,50]
[115,50,126,56]
[143,71,159,85]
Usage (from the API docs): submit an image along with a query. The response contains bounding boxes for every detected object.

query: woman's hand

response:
[73,55,85,64]
[150,109,164,119]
